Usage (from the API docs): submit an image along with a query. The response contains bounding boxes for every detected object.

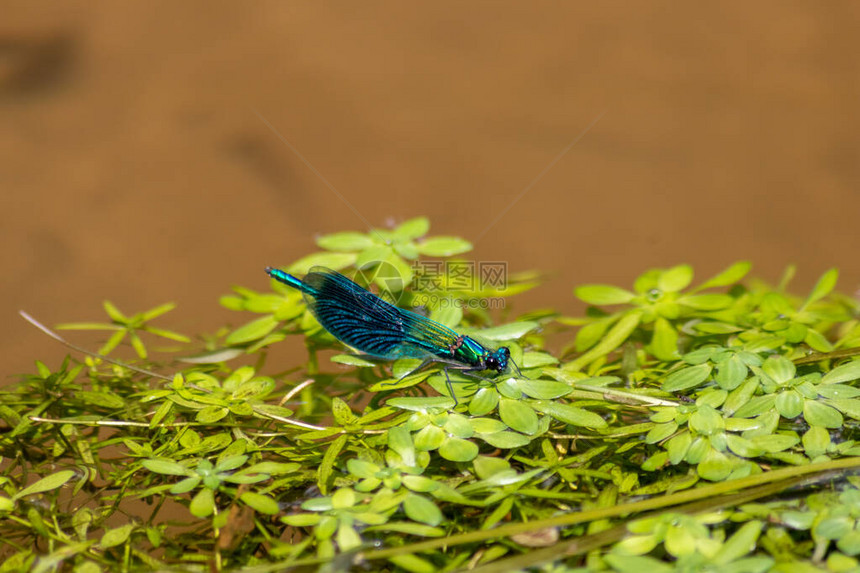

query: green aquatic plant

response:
[2,217,860,572]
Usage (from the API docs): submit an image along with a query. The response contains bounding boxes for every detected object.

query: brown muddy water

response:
[3,2,859,382]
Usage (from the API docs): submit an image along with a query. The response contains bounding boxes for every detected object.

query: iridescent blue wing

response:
[302,267,461,360]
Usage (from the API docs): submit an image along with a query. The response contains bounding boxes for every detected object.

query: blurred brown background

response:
[3,2,859,382]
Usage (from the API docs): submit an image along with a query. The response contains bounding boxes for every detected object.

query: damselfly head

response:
[485,347,510,373]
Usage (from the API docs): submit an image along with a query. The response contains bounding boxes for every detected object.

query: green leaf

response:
[633,269,663,294]
[413,425,445,450]
[129,332,148,359]
[387,397,455,411]
[663,433,692,468]
[733,394,776,418]
[521,351,558,368]
[477,431,531,449]
[401,476,438,494]
[761,355,796,384]
[196,406,229,423]
[330,354,377,367]
[612,534,660,556]
[566,311,642,371]
[689,405,724,434]
[214,455,248,472]
[438,437,479,462]
[100,523,134,549]
[170,476,201,494]
[395,243,421,261]
[642,450,669,471]
[355,245,394,270]
[695,322,743,334]
[225,316,279,345]
[803,400,843,428]
[14,470,76,499]
[318,435,348,494]
[822,360,860,385]
[331,488,356,509]
[804,329,834,353]
[140,302,177,321]
[252,403,295,420]
[0,496,14,512]
[516,379,572,400]
[803,268,838,308]
[99,330,127,355]
[818,385,860,399]
[574,285,635,305]
[316,232,374,252]
[715,356,748,390]
[665,523,696,557]
[189,488,215,518]
[281,513,321,527]
[346,459,379,479]
[364,522,444,538]
[677,294,734,310]
[694,261,751,291]
[443,413,474,439]
[102,301,127,322]
[403,494,443,526]
[78,391,126,410]
[475,321,538,341]
[574,317,614,352]
[55,321,121,331]
[498,398,539,434]
[815,516,853,540]
[532,400,607,429]
[645,422,678,444]
[495,378,523,400]
[725,434,764,458]
[301,497,334,512]
[775,391,803,419]
[662,364,712,393]
[781,511,814,530]
[468,417,507,434]
[713,520,763,565]
[240,492,280,515]
[430,305,462,328]
[603,554,674,573]
[142,459,191,476]
[233,377,275,400]
[331,397,356,426]
[837,530,860,556]
[658,265,693,292]
[415,237,472,257]
[387,554,438,573]
[393,217,430,240]
[650,317,679,360]
[379,250,414,288]
[388,426,416,466]
[748,433,799,453]
[802,426,831,458]
[697,449,732,481]
[683,346,721,364]
[150,401,173,428]
[698,388,727,409]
